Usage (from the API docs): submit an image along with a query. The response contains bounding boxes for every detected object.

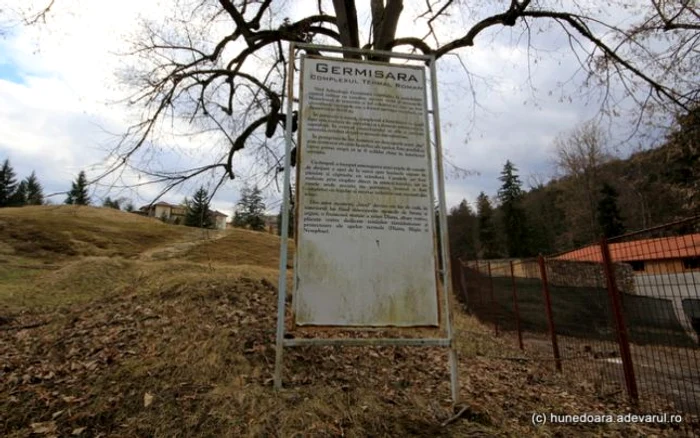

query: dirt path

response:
[139,228,230,261]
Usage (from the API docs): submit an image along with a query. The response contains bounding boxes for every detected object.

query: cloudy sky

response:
[0,0,656,218]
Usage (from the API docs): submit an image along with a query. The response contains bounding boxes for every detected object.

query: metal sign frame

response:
[274,42,458,403]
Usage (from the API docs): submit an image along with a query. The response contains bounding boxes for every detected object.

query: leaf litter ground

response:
[0,206,696,437]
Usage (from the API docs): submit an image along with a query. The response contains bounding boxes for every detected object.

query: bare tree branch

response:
[77,0,697,203]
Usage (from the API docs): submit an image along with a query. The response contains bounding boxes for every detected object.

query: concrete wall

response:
[633,272,700,299]
[154,205,170,219]
[214,216,227,230]
[632,272,700,343]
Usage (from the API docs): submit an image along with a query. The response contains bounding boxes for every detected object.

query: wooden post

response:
[538,255,562,372]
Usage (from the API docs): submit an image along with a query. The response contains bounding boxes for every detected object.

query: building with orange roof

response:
[558,232,700,344]
[557,233,700,275]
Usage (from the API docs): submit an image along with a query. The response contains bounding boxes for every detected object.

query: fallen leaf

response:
[144,392,154,407]
[51,410,64,419]
[30,421,57,434]
[72,427,87,436]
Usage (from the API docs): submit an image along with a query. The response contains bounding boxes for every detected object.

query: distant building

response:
[558,233,700,343]
[210,210,228,230]
[557,233,700,275]
[139,201,187,224]
[139,201,228,230]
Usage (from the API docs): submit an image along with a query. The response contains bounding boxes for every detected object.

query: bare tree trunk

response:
[332,0,360,57]
[368,0,404,61]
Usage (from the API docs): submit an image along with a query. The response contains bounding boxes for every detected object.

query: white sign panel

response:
[295,57,439,326]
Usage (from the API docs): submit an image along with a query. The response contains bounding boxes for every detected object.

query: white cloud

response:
[0,0,655,214]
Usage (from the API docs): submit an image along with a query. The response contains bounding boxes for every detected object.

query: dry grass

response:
[0,207,694,437]
[0,206,191,261]
[184,227,295,269]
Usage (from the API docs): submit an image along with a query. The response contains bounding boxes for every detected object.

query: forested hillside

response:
[448,107,700,260]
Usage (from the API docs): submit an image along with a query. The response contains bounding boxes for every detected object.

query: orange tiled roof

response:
[557,233,700,263]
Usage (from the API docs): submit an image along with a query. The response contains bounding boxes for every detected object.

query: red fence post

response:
[538,255,562,372]
[600,238,639,403]
[510,261,524,350]
[487,261,499,336]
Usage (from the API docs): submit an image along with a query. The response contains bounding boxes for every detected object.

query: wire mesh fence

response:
[606,219,700,418]
[454,216,700,429]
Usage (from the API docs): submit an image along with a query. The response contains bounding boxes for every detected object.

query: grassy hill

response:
[184,227,295,269]
[0,206,687,436]
[0,205,190,261]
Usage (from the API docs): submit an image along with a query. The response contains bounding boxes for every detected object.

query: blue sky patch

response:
[0,61,25,84]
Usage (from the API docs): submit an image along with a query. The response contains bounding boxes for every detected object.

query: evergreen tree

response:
[523,185,566,255]
[185,186,214,228]
[11,181,27,206]
[124,201,136,212]
[232,210,246,228]
[498,161,530,258]
[597,183,626,238]
[447,199,478,260]
[65,171,91,205]
[103,196,121,209]
[476,192,500,258]
[235,184,266,231]
[24,172,44,205]
[0,158,18,207]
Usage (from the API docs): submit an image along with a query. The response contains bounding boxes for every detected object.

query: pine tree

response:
[476,192,500,258]
[0,158,18,207]
[185,186,214,228]
[498,161,530,258]
[447,199,478,260]
[102,196,121,209]
[597,183,626,238]
[232,211,245,228]
[65,171,91,205]
[11,181,27,206]
[248,186,266,231]
[523,185,565,255]
[235,184,266,231]
[24,171,44,205]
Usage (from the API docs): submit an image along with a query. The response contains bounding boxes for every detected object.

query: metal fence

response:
[453,216,700,426]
